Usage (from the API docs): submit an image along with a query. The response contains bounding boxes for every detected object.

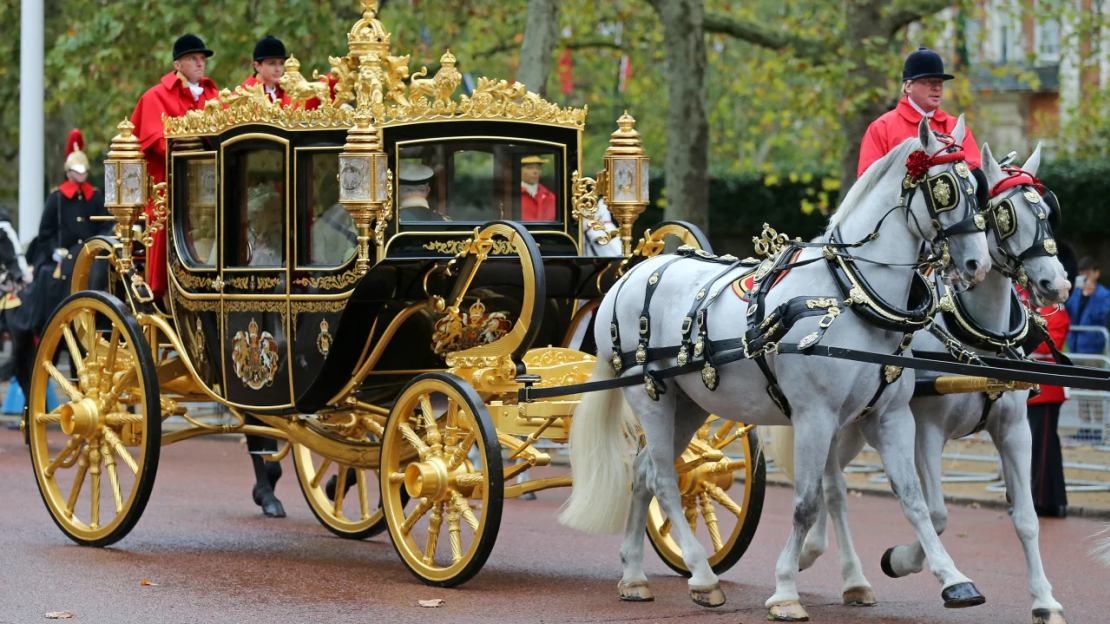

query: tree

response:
[516,0,562,97]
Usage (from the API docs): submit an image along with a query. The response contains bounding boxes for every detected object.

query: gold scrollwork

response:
[292,268,360,290]
[172,263,213,290]
[226,275,283,291]
[316,320,333,357]
[571,170,612,245]
[753,223,792,258]
[231,318,280,390]
[884,365,904,384]
[422,240,516,255]
[172,292,219,313]
[805,298,838,309]
[290,300,348,340]
[143,182,169,248]
[225,299,289,328]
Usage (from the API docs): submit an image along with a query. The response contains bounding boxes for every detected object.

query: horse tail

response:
[1090,524,1110,566]
[558,359,639,534]
[762,425,795,484]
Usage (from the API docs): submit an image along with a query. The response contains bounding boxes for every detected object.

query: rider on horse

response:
[858,47,982,177]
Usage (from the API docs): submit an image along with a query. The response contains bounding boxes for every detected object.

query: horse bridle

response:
[982,166,1061,286]
[898,136,987,266]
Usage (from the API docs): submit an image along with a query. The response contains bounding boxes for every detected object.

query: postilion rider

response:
[130,34,219,297]
[240,35,324,110]
[857,47,981,177]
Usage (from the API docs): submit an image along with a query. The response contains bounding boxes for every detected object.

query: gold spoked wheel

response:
[646,418,765,576]
[381,373,503,587]
[27,292,160,547]
[293,432,405,540]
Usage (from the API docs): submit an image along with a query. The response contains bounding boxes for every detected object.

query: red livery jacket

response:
[521,183,556,221]
[130,71,219,294]
[1029,303,1070,405]
[857,98,982,178]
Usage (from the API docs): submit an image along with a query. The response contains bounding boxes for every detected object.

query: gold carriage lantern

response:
[339,109,391,274]
[601,111,650,256]
[103,119,148,271]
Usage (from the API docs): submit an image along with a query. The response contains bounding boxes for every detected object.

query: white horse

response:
[769,144,1073,624]
[560,116,993,621]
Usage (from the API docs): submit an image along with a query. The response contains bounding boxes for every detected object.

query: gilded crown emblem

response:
[317,319,333,357]
[231,318,280,390]
[431,299,512,356]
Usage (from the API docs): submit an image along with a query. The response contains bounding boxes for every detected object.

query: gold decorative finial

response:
[349,0,391,57]
[606,111,644,157]
[107,119,142,159]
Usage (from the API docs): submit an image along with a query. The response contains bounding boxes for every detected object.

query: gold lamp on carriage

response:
[102,119,148,271]
[600,111,650,256]
[338,108,391,274]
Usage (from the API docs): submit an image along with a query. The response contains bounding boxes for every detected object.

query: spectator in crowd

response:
[1064,256,1110,442]
[1025,292,1071,518]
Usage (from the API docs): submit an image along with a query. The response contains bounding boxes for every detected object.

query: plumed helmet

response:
[173,33,214,61]
[64,128,89,174]
[902,47,955,82]
[253,35,288,62]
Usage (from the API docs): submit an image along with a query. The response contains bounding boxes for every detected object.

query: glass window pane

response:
[396,140,561,223]
[182,159,217,267]
[225,146,285,268]
[303,151,358,266]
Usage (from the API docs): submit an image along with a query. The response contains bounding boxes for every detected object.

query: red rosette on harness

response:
[906,135,967,180]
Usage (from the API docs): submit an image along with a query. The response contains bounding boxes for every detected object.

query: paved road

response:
[1,427,1107,623]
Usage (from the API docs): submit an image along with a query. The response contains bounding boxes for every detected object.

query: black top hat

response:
[173,34,214,61]
[253,35,288,62]
[902,47,954,82]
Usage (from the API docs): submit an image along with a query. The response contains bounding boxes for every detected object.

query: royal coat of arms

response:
[232,318,280,389]
[431,300,512,356]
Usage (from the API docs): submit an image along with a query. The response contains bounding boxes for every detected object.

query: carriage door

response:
[219,135,294,409]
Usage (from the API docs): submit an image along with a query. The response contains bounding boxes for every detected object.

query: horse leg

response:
[821,426,875,606]
[618,449,656,602]
[628,388,723,607]
[990,404,1067,624]
[880,419,947,578]
[797,462,829,573]
[766,410,837,622]
[860,406,984,608]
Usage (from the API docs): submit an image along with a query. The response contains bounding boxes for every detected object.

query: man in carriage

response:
[519,155,556,221]
[858,47,982,177]
[129,34,220,297]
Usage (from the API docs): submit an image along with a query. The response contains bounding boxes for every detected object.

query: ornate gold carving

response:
[1044,239,1057,255]
[884,365,903,384]
[753,223,792,257]
[422,240,516,255]
[292,268,360,290]
[701,362,717,389]
[280,56,332,109]
[796,331,820,350]
[644,374,658,400]
[143,182,168,248]
[225,299,288,327]
[973,213,986,230]
[317,320,333,357]
[212,276,225,292]
[635,343,647,364]
[172,263,213,290]
[522,348,594,367]
[226,275,283,291]
[1024,190,1041,204]
[431,300,511,356]
[932,178,952,206]
[193,317,207,365]
[939,294,956,313]
[954,162,970,178]
[996,206,1012,234]
[533,366,591,389]
[610,352,623,372]
[221,81,273,112]
[172,291,219,313]
[677,344,689,366]
[290,300,349,315]
[571,171,612,245]
[806,298,838,309]
[231,318,280,390]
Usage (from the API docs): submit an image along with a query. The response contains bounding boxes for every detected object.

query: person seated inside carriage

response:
[397,162,446,222]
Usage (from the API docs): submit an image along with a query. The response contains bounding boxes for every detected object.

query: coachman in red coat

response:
[130,34,219,295]
[857,48,982,178]
[520,155,556,221]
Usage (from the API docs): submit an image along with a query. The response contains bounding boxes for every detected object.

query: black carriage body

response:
[166,121,621,414]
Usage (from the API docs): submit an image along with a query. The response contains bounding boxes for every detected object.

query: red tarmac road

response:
[1,427,1107,623]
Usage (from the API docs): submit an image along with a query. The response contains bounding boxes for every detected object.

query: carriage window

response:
[224,145,286,268]
[396,140,561,223]
[181,159,217,267]
[300,151,358,266]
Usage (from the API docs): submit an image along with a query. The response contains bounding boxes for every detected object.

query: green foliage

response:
[1038,159,1110,240]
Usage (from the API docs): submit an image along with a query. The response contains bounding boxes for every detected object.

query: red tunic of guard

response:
[857,98,982,178]
[130,71,219,294]
[521,183,556,221]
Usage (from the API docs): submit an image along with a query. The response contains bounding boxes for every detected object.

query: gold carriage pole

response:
[102,120,148,272]
[601,112,649,256]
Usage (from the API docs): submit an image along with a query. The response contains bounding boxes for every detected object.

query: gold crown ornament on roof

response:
[163,1,587,138]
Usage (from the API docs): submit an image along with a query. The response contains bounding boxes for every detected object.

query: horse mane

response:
[827,136,922,232]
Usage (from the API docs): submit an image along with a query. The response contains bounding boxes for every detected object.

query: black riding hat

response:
[253,35,288,62]
[902,47,954,82]
[173,34,214,61]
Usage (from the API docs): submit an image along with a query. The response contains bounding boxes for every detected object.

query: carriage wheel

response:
[380,373,503,587]
[27,292,161,547]
[646,419,765,576]
[292,438,407,540]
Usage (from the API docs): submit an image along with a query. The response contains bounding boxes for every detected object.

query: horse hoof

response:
[617,580,654,602]
[767,600,809,621]
[942,582,985,608]
[690,583,726,608]
[1032,608,1067,624]
[842,586,877,607]
[261,495,286,518]
[880,547,902,579]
